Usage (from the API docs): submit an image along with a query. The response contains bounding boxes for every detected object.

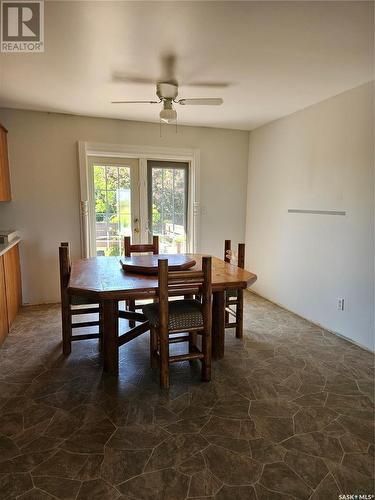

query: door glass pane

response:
[93,164,132,256]
[148,162,188,253]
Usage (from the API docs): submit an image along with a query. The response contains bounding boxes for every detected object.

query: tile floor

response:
[0,292,374,499]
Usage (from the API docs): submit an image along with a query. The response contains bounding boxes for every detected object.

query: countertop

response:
[0,237,21,257]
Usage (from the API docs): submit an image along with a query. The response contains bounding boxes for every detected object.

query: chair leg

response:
[61,301,72,355]
[150,327,158,369]
[235,289,244,339]
[189,331,197,351]
[159,328,170,390]
[98,302,103,352]
[201,329,211,382]
[128,299,136,327]
[188,331,197,364]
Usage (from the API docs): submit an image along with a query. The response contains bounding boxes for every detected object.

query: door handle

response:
[134,217,140,234]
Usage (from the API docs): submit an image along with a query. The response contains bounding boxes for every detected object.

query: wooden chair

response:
[142,256,212,389]
[60,242,150,360]
[59,242,102,354]
[124,235,159,258]
[124,235,159,326]
[224,240,245,339]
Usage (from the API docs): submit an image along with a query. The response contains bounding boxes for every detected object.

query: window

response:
[89,158,140,256]
[148,161,189,253]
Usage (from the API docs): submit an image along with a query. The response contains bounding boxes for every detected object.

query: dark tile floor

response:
[0,292,374,499]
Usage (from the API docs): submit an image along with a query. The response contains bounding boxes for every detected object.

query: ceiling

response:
[0,1,373,130]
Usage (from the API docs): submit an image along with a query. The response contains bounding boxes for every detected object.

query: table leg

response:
[212,290,225,360]
[102,299,119,375]
[236,288,244,339]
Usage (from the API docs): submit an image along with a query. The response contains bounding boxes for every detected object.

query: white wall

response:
[0,110,249,305]
[246,82,374,351]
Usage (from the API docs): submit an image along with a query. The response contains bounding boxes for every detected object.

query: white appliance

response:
[0,230,18,245]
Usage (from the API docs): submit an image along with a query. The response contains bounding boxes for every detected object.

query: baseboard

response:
[247,289,374,354]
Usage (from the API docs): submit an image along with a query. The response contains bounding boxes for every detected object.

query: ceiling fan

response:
[111,82,223,123]
[111,53,225,123]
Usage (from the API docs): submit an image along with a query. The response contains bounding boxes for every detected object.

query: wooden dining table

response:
[68,254,257,375]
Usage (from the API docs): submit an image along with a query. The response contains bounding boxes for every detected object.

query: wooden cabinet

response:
[0,243,21,345]
[0,124,11,201]
[0,256,8,345]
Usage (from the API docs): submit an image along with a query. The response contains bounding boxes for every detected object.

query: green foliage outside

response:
[150,168,185,232]
[152,204,161,225]
[94,164,188,255]
[105,245,120,256]
[94,165,131,220]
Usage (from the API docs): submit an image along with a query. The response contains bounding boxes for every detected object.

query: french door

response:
[88,157,140,256]
[147,161,189,254]
[88,157,190,257]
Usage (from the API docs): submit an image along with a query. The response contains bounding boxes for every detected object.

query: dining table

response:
[68,253,257,375]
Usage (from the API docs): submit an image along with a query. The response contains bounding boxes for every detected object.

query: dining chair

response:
[224,239,245,339]
[59,242,102,354]
[123,235,159,326]
[142,256,212,389]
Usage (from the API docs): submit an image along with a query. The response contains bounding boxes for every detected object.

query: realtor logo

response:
[1,0,44,52]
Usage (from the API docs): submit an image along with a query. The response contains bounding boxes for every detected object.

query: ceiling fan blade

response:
[184,82,230,88]
[111,100,160,104]
[112,72,155,84]
[177,98,223,106]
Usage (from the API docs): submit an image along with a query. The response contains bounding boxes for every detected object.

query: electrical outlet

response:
[337,298,345,311]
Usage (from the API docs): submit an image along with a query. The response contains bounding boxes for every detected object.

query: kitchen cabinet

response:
[0,242,22,345]
[0,256,8,345]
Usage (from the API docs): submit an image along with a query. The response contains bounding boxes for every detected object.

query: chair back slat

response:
[166,283,201,295]
[157,256,212,332]
[167,270,204,284]
[124,235,159,257]
[224,240,245,268]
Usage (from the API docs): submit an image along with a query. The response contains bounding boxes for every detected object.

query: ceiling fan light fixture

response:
[159,107,177,124]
